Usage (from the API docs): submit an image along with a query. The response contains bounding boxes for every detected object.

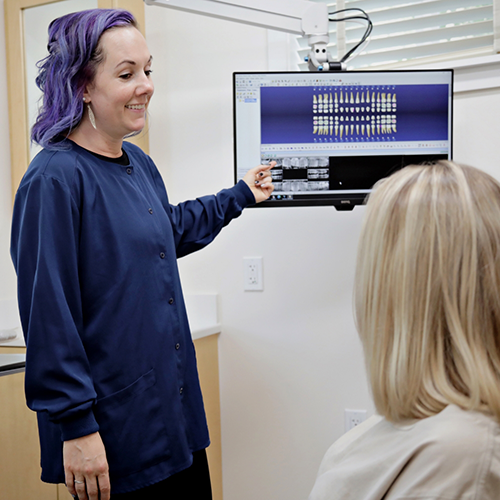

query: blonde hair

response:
[355,161,500,422]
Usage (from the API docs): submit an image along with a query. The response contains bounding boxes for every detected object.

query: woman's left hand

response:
[63,432,110,500]
[242,162,275,203]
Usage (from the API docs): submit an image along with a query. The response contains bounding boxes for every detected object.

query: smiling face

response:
[81,26,154,149]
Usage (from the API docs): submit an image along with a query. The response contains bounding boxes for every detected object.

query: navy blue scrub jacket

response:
[10,140,255,493]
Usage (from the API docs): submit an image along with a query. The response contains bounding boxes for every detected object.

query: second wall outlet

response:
[344,409,367,432]
[244,257,263,291]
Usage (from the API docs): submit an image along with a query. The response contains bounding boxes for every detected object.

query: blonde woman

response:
[309,161,500,500]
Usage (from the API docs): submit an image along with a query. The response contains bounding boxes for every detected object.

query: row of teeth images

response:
[313,115,397,137]
[313,91,397,114]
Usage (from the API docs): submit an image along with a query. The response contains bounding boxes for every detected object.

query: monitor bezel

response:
[233,69,454,209]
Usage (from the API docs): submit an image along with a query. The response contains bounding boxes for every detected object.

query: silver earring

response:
[87,104,97,130]
[82,97,86,102]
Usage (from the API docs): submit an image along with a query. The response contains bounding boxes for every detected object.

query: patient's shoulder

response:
[386,405,500,499]
[418,404,495,447]
[309,406,500,500]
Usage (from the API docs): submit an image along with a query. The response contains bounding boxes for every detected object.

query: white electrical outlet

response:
[244,257,263,291]
[344,409,367,432]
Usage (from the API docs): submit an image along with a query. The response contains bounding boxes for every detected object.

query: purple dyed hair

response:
[31,9,137,149]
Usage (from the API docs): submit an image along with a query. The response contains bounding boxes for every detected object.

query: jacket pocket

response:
[94,368,170,478]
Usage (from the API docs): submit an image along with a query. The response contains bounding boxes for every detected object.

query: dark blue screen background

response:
[260,85,450,143]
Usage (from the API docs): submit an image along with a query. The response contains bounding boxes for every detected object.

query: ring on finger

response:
[74,480,85,484]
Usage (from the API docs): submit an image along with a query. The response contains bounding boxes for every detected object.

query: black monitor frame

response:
[233,69,454,210]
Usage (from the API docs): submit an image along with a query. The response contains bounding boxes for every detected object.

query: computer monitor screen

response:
[233,70,453,209]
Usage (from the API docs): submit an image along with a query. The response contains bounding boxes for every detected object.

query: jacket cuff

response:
[59,408,99,442]
[233,179,256,208]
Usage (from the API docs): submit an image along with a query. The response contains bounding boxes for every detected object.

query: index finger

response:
[253,161,276,174]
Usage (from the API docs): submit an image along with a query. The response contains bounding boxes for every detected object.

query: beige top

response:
[309,405,500,500]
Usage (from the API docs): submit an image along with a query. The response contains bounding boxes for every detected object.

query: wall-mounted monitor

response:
[233,70,453,210]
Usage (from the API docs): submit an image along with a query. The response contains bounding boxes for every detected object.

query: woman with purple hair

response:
[10,8,273,500]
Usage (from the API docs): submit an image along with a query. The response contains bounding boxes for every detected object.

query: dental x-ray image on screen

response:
[233,70,453,210]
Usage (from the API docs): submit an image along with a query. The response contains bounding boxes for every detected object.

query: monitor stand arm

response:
[143,0,343,71]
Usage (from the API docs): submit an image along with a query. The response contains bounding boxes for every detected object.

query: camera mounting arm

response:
[143,0,340,71]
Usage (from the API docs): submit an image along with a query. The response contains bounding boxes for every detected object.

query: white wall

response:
[145,9,372,500]
[453,87,500,174]
[145,8,500,500]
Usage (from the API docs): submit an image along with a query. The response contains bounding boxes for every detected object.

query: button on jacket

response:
[10,140,255,494]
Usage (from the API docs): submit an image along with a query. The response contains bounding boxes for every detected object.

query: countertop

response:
[184,294,221,340]
[0,293,220,355]
[0,354,26,377]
